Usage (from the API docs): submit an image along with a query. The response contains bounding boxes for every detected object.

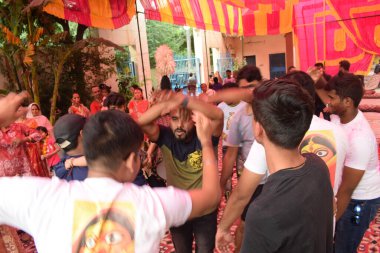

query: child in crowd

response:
[36,126,60,176]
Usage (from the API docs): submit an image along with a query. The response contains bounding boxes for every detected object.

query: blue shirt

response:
[52,154,88,181]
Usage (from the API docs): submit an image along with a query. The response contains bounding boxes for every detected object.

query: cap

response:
[54,114,86,151]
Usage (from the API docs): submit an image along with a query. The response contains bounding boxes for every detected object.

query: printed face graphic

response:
[300,131,337,187]
[78,219,134,253]
[73,203,135,253]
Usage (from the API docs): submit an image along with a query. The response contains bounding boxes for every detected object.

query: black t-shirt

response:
[154,125,219,189]
[241,153,333,253]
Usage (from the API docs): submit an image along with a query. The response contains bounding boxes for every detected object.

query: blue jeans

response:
[170,210,217,253]
[334,197,380,253]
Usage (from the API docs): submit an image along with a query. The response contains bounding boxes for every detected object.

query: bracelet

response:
[181,96,189,108]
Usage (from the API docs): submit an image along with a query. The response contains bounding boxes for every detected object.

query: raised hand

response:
[307,66,323,83]
[192,111,212,145]
[0,92,29,127]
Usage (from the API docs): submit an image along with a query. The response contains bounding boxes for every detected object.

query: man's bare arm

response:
[336,166,365,220]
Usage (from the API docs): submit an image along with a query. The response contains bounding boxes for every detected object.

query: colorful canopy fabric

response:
[43,0,136,29]
[140,0,243,35]
[294,0,379,74]
[42,0,380,74]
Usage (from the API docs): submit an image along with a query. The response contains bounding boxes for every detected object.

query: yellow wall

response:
[231,34,287,80]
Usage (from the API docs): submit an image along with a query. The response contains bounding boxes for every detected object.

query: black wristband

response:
[181,96,189,108]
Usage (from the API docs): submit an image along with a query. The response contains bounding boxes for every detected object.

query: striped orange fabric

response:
[140,0,243,35]
[43,0,136,29]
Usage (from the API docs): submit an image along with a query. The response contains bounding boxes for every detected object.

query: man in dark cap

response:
[52,114,88,181]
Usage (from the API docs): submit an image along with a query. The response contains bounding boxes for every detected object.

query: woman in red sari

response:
[0,120,40,253]
[20,104,51,177]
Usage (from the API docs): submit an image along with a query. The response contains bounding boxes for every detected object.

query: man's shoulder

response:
[309,116,346,137]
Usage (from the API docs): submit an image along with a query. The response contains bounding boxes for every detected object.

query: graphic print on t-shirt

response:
[72,201,136,253]
[187,150,203,169]
[300,130,336,188]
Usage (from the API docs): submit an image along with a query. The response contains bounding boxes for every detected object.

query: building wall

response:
[230,34,287,80]
[97,1,152,98]
[193,29,227,83]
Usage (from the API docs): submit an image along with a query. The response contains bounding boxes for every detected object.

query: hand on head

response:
[157,90,185,116]
[0,91,29,128]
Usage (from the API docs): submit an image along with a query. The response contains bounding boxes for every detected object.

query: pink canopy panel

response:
[43,0,380,74]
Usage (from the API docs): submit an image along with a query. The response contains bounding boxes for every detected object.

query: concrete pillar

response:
[193,29,208,84]
[97,0,152,99]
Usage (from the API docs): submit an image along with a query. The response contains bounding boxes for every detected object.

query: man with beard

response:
[138,91,223,253]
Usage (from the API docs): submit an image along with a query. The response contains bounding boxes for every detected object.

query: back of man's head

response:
[252,79,314,149]
[283,71,316,102]
[325,73,363,108]
[54,114,86,152]
[314,62,324,69]
[236,65,262,85]
[103,92,126,109]
[213,77,219,84]
[160,75,172,90]
[339,60,350,72]
[83,110,143,172]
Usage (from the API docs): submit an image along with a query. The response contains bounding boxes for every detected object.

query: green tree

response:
[146,20,189,66]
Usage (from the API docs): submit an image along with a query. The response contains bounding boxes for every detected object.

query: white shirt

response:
[331,111,380,200]
[0,177,192,253]
[245,115,349,194]
[218,101,247,146]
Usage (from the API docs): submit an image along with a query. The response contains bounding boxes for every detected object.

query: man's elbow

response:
[203,189,221,215]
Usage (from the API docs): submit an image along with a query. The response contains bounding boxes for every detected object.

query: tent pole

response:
[135,0,148,97]
[204,30,210,79]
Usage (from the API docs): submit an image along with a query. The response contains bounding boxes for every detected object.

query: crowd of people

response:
[0,61,379,253]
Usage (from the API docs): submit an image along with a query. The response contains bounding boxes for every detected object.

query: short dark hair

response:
[213,77,219,84]
[99,83,111,92]
[226,69,231,73]
[287,66,296,72]
[339,60,350,71]
[160,75,172,90]
[314,62,324,69]
[83,110,143,171]
[236,65,263,84]
[103,92,126,108]
[252,79,314,149]
[222,82,238,89]
[325,73,363,107]
[283,71,316,102]
[134,86,143,93]
[36,126,48,135]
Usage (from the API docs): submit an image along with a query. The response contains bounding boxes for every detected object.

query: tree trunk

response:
[31,64,39,104]
[49,49,72,124]
[50,66,61,124]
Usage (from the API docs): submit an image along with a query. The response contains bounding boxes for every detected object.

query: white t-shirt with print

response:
[331,111,380,200]
[244,115,349,194]
[218,101,247,146]
[0,177,191,253]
